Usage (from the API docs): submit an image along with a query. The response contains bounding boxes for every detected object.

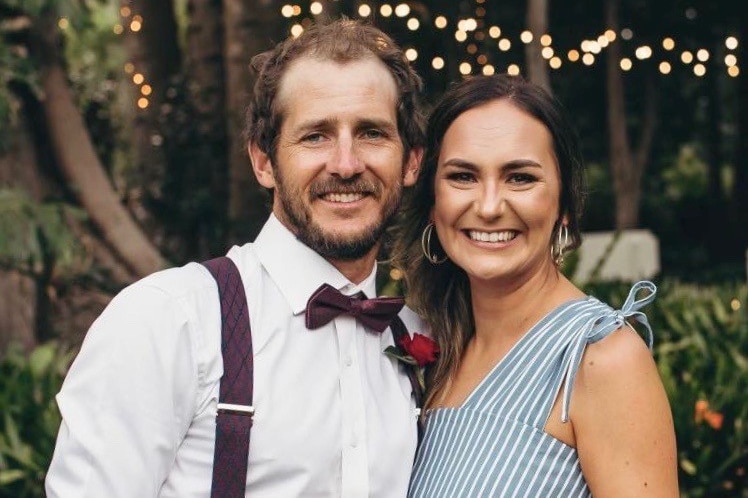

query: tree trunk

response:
[32,14,168,277]
[525,0,551,93]
[732,7,748,259]
[121,0,182,225]
[183,0,229,258]
[224,0,281,244]
[605,0,656,229]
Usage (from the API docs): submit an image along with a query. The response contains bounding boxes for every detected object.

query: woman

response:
[392,74,678,497]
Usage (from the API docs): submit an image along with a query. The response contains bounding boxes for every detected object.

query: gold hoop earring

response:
[421,223,448,264]
[551,224,570,266]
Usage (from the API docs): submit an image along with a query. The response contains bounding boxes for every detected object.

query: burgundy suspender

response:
[201,257,423,497]
[202,257,254,498]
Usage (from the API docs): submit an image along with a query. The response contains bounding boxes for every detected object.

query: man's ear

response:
[403,146,424,187]
[249,142,276,189]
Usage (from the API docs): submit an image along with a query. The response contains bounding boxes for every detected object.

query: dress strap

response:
[560,281,657,422]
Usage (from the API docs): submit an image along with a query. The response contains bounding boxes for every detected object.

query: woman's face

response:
[431,98,562,286]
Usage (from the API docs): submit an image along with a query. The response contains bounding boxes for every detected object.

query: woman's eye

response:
[508,172,537,184]
[447,172,475,183]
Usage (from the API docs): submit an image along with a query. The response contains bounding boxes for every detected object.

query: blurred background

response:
[0,0,745,496]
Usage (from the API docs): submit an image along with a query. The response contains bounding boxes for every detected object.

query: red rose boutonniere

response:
[384,333,439,391]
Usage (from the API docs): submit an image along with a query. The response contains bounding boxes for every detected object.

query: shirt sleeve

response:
[45,280,201,498]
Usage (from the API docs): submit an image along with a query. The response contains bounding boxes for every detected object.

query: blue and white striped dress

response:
[408,282,656,498]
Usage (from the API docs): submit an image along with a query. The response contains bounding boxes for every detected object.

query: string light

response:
[635,45,652,60]
[596,35,609,48]
[542,47,554,59]
[292,5,301,16]
[582,53,595,65]
[455,30,467,42]
[488,26,501,38]
[120,6,131,17]
[407,18,420,31]
[725,36,738,50]
[693,63,706,76]
[405,48,418,61]
[681,51,694,64]
[124,62,135,73]
[459,62,472,75]
[621,28,633,40]
[141,84,153,96]
[130,19,142,32]
[281,5,294,17]
[435,16,447,29]
[520,30,533,43]
[137,97,149,109]
[310,2,323,15]
[58,18,69,29]
[605,29,617,42]
[568,50,580,62]
[696,49,709,62]
[620,58,633,71]
[380,4,393,17]
[482,65,495,75]
[727,66,740,77]
[290,23,303,37]
[113,24,123,35]
[477,54,488,65]
[467,43,478,54]
[659,62,672,74]
[540,34,552,46]
[507,64,520,75]
[395,3,410,17]
[663,37,675,50]
[725,54,738,66]
[133,73,145,85]
[432,57,445,69]
[498,39,511,51]
[550,56,562,69]
[358,4,371,17]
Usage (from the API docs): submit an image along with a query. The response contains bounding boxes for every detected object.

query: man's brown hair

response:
[246,18,425,163]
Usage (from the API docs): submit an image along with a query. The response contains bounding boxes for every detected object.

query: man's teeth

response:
[468,230,517,243]
[323,193,365,203]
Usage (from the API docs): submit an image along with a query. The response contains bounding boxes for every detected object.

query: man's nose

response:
[326,136,365,178]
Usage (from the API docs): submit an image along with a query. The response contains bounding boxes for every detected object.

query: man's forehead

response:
[275,55,398,112]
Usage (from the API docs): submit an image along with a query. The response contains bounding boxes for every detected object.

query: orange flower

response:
[694,400,709,423]
[704,410,724,430]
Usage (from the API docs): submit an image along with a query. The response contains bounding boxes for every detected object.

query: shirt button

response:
[350,436,358,448]
[344,356,353,367]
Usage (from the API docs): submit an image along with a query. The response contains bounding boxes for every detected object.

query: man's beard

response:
[274,172,404,261]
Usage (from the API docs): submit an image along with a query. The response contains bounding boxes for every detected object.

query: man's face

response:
[252,57,420,262]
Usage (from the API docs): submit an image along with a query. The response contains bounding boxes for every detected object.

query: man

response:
[45,19,425,497]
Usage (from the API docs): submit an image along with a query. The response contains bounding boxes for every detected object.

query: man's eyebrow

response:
[293,118,337,134]
[356,118,398,132]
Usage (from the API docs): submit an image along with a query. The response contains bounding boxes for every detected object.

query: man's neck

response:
[328,250,378,285]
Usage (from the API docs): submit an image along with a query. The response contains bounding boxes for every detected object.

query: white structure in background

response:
[574,229,660,284]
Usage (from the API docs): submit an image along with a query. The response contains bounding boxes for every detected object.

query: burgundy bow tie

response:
[305,283,405,333]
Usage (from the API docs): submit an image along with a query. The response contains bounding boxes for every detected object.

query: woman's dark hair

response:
[390,74,586,409]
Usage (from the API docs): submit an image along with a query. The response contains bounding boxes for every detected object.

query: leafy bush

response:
[0,342,73,498]
[585,280,748,497]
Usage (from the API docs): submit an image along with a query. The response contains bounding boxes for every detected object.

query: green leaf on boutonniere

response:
[383,345,418,366]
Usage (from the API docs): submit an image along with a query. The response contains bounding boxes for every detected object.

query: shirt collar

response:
[252,214,378,315]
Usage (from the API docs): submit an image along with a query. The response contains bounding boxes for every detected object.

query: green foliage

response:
[585,280,748,497]
[0,342,74,498]
[0,189,89,279]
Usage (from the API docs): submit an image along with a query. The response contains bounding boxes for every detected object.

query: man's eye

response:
[363,129,384,139]
[303,133,325,143]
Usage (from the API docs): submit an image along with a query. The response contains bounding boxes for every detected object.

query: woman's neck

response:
[468,266,582,348]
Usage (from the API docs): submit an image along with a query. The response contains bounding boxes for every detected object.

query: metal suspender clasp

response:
[217,402,255,417]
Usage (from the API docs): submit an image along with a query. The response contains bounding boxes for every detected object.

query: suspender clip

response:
[217,402,255,417]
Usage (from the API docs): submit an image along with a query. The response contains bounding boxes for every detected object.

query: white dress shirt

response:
[45,214,424,498]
